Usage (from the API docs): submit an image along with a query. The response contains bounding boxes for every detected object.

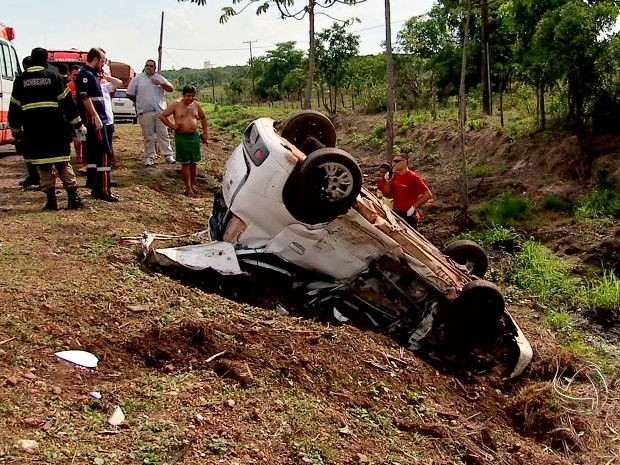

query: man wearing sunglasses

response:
[382,153,433,229]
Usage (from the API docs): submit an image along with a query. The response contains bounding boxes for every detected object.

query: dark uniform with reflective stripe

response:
[76,64,113,199]
[8,65,84,210]
[8,65,82,163]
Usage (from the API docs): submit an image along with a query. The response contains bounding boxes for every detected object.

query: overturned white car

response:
[143,110,532,379]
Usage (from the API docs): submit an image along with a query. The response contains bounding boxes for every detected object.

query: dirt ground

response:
[0,115,619,465]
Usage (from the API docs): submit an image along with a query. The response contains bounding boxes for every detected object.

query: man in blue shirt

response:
[75,47,118,202]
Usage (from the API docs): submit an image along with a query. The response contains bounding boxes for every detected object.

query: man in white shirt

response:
[98,65,122,167]
[126,59,175,166]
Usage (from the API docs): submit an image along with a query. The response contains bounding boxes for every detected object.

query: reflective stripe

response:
[58,88,70,100]
[69,116,81,125]
[31,155,71,164]
[96,166,112,172]
[10,96,21,106]
[90,96,105,102]
[86,164,97,168]
[23,101,59,111]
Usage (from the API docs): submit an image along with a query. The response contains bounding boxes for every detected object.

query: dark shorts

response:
[174,132,201,164]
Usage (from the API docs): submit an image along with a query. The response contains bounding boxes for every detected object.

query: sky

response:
[3,0,435,71]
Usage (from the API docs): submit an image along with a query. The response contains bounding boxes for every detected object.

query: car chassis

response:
[138,111,533,379]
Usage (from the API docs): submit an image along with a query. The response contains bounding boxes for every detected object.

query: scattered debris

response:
[50,386,62,396]
[205,350,227,363]
[275,304,289,316]
[5,376,18,386]
[16,439,39,454]
[90,391,102,400]
[54,350,99,368]
[225,399,235,408]
[108,406,125,426]
[0,337,15,345]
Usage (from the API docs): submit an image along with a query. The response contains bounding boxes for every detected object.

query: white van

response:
[0,23,21,146]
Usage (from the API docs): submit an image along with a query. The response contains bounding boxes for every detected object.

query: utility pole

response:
[244,40,257,104]
[157,11,164,72]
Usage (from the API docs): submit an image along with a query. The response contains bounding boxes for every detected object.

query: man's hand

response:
[93,115,103,131]
[384,171,393,181]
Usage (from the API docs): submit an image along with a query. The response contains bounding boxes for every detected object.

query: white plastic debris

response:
[275,304,289,316]
[107,406,125,426]
[54,350,99,368]
[90,391,102,400]
[332,307,349,323]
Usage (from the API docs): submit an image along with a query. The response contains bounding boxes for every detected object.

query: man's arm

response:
[159,102,177,131]
[197,105,208,144]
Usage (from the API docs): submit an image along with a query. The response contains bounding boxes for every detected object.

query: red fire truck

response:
[0,23,21,146]
[47,49,88,69]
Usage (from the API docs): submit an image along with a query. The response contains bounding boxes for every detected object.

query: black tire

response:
[280,110,337,154]
[292,148,362,224]
[444,280,506,350]
[443,240,489,277]
[132,117,138,124]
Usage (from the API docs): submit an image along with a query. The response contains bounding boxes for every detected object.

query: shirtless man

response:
[159,85,208,196]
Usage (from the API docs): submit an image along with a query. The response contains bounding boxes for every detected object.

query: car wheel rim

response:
[319,162,354,201]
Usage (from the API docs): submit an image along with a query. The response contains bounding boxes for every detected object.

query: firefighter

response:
[8,47,86,210]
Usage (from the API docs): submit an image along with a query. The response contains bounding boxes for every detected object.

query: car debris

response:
[133,111,533,379]
[54,350,99,368]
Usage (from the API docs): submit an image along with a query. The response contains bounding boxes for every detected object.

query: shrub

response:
[542,195,569,211]
[469,164,493,178]
[373,123,386,140]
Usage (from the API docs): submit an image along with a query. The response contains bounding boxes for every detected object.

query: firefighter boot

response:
[44,188,58,211]
[67,187,84,209]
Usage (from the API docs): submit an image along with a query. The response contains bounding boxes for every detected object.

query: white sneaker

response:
[145,158,154,166]
[165,155,175,164]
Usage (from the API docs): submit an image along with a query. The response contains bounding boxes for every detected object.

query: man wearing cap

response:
[8,47,86,210]
[382,153,433,229]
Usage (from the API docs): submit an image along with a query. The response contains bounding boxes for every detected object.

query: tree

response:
[179,0,365,109]
[255,41,304,100]
[315,22,359,114]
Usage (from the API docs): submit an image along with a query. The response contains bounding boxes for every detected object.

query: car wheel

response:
[132,117,138,124]
[292,147,362,223]
[443,240,489,277]
[443,280,506,350]
[280,110,337,154]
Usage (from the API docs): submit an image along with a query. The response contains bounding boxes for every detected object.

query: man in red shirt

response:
[382,153,433,229]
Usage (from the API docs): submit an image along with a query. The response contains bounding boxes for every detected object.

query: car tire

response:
[132,117,138,124]
[290,147,362,224]
[280,110,337,154]
[443,240,489,277]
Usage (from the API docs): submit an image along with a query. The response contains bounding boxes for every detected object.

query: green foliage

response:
[574,188,620,222]
[542,195,568,211]
[373,123,386,140]
[476,193,530,225]
[467,118,487,131]
[511,241,583,306]
[475,225,524,251]
[545,310,571,332]
[468,164,493,178]
[585,270,620,316]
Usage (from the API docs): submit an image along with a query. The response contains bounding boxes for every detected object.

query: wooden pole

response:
[157,11,164,72]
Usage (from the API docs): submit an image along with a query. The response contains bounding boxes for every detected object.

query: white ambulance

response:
[0,22,21,146]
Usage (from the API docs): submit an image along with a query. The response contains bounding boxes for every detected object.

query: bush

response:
[575,188,620,222]
[542,195,569,211]
[469,164,493,178]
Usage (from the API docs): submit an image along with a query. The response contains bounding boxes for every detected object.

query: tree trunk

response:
[384,0,395,161]
[459,0,471,213]
[303,0,316,110]
[481,0,491,115]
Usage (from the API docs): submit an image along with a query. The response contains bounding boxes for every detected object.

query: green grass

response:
[475,193,530,226]
[511,241,583,307]
[468,163,494,178]
[542,195,569,211]
[574,188,620,223]
[585,270,620,316]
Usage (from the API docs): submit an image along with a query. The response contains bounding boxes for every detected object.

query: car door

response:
[0,40,18,145]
